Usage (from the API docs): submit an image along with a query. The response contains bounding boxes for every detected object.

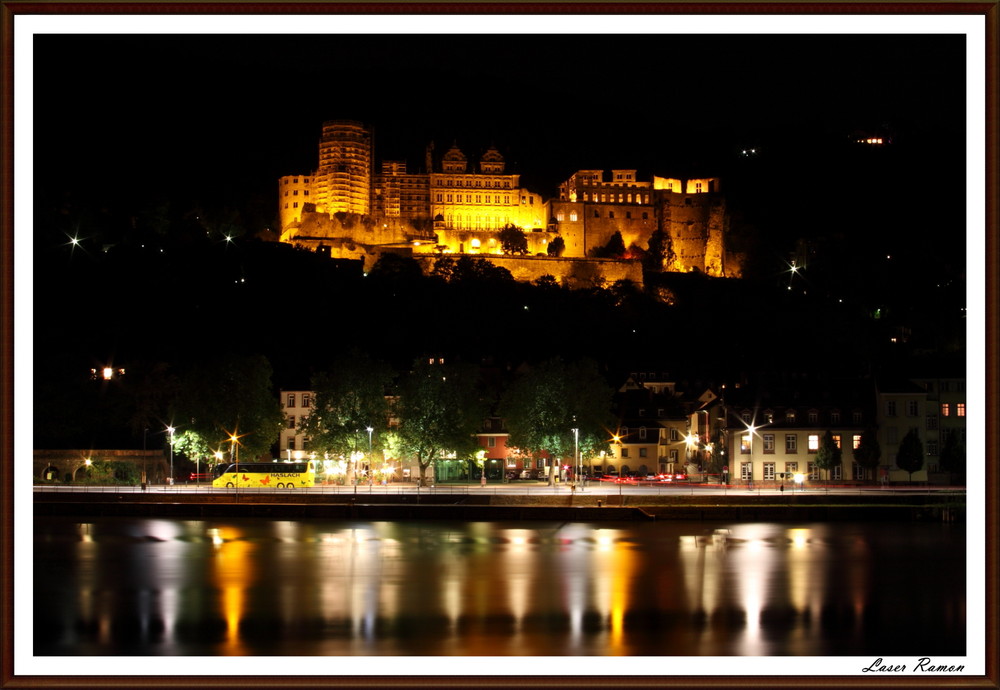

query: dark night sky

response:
[24,26,976,445]
[33,33,966,210]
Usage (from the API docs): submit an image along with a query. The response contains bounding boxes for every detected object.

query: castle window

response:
[293,190,298,195]
[642,212,648,220]
[594,210,600,218]
[570,211,578,221]
[626,211,632,219]
[557,212,565,221]
[609,211,615,219]
[304,190,309,196]
[293,202,298,208]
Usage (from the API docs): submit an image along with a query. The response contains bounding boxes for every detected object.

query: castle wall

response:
[414,255,644,289]
[580,204,657,255]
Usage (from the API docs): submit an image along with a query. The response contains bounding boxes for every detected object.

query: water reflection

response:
[34,518,965,657]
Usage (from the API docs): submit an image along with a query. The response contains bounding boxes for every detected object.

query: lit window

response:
[957,403,966,417]
[832,434,841,449]
[808,434,819,453]
[853,434,862,449]
[941,403,950,417]
[570,211,578,221]
[740,435,751,454]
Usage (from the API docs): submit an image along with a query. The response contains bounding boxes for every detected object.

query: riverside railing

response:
[32,482,965,497]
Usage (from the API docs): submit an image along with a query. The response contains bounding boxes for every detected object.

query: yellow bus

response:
[212,462,315,489]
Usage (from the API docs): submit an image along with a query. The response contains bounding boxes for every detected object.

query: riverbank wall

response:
[33,491,966,522]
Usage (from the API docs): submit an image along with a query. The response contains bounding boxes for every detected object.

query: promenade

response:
[33,482,966,522]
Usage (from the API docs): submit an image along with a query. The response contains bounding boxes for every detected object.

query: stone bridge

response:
[34,449,167,483]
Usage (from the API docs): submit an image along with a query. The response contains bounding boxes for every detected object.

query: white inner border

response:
[14,13,987,679]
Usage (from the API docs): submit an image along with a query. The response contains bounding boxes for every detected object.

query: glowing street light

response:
[167,426,175,486]
[572,426,579,489]
[741,422,758,489]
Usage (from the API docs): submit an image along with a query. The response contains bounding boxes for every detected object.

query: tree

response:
[853,427,882,482]
[589,231,627,259]
[644,229,668,271]
[299,351,395,485]
[500,357,614,486]
[939,429,966,484]
[814,430,843,481]
[547,236,565,257]
[896,427,925,482]
[497,223,529,255]
[394,359,486,487]
[171,354,284,466]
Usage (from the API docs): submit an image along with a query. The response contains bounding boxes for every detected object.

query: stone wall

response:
[34,450,166,483]
[415,254,643,289]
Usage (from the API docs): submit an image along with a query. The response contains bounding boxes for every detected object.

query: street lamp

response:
[745,423,757,490]
[366,426,374,484]
[230,433,240,472]
[167,426,175,486]
[572,426,579,489]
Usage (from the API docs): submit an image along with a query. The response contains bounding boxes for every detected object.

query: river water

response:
[33,517,965,659]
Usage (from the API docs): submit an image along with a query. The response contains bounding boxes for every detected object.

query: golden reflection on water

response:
[40,518,964,656]
[210,526,250,655]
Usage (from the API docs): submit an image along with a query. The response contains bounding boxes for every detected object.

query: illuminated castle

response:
[278,119,737,285]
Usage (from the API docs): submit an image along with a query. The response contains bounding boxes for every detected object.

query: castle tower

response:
[315,120,372,215]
